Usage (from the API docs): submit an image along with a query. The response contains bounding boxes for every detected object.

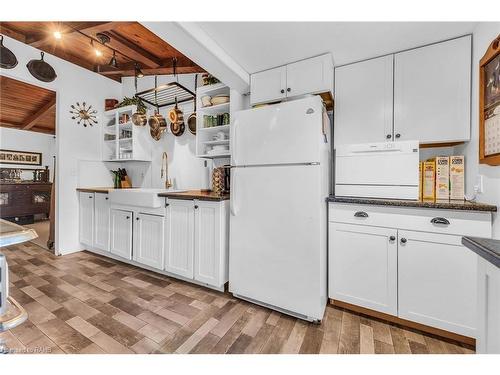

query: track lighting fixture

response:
[108,50,118,68]
[135,63,144,78]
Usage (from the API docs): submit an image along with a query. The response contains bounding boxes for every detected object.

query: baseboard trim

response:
[330,299,475,347]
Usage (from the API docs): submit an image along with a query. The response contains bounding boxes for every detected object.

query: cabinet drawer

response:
[329,203,491,238]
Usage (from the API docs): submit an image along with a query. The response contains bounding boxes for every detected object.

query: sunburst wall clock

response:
[70,102,97,127]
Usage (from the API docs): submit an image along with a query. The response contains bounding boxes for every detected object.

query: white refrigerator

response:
[229,96,330,322]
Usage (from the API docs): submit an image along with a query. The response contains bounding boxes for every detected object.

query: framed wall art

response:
[479,34,500,165]
[0,149,42,166]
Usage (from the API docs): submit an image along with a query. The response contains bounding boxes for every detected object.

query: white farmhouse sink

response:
[108,188,186,208]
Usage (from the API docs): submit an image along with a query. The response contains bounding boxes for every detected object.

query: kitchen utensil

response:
[201,96,212,107]
[211,95,230,106]
[132,112,148,126]
[0,35,18,69]
[187,75,198,135]
[214,131,227,141]
[26,52,57,82]
[212,167,225,195]
[150,126,164,141]
[148,110,166,130]
[168,97,184,125]
[105,99,118,111]
[170,121,185,137]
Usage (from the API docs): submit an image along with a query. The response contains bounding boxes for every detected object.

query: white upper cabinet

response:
[165,199,195,279]
[93,193,110,251]
[334,35,471,146]
[250,66,287,105]
[250,54,333,106]
[133,213,164,270]
[286,54,334,98]
[394,35,471,144]
[334,55,394,147]
[79,192,94,247]
[110,209,133,260]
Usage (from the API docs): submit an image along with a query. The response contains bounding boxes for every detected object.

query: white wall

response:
[0,128,56,181]
[0,35,122,255]
[121,74,208,190]
[456,22,500,239]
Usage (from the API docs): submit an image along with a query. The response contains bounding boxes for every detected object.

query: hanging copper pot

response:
[187,75,197,135]
[170,121,185,137]
[148,110,166,130]
[0,35,18,69]
[132,112,147,126]
[168,97,184,125]
[26,52,57,82]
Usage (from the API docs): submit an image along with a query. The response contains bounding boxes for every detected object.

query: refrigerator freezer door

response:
[229,164,327,320]
[231,96,324,166]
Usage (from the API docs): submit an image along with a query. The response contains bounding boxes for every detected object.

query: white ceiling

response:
[197,22,477,73]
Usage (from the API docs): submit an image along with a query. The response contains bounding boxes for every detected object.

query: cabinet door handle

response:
[126,216,130,219]
[136,217,140,221]
[389,235,396,241]
[431,217,450,225]
[354,211,368,218]
[400,238,407,244]
[165,202,169,207]
[89,195,93,199]
[105,197,109,200]
[395,133,401,138]
[194,205,199,209]
[386,134,392,139]
[280,89,285,94]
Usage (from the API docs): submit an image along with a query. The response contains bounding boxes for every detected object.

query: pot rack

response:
[134,58,195,109]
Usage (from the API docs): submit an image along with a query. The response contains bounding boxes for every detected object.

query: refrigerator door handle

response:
[230,168,238,216]
[231,120,238,166]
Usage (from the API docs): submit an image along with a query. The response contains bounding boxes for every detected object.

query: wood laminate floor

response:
[0,242,474,354]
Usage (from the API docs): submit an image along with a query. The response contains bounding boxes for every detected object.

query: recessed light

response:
[53,31,62,40]
[95,49,102,57]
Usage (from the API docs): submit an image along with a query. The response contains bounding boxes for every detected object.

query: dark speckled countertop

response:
[462,237,500,268]
[327,196,497,212]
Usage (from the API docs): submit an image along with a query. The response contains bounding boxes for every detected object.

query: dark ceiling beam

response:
[0,24,26,42]
[98,58,205,76]
[27,22,134,49]
[22,97,56,130]
[104,30,163,67]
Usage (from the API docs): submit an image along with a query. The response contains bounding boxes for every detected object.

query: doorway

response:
[0,75,57,252]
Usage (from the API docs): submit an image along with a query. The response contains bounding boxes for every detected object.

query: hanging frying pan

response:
[27,52,57,82]
[187,74,197,135]
[0,35,18,69]
[170,121,185,137]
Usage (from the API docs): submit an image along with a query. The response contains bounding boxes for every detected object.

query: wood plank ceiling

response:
[0,76,56,134]
[0,22,205,81]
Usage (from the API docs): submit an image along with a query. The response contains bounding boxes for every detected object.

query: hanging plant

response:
[117,96,147,114]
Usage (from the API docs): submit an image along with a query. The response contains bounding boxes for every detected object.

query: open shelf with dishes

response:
[102,105,151,162]
[196,84,231,159]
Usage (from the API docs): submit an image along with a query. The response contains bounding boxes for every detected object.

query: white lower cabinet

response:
[93,193,110,251]
[477,258,500,354]
[79,192,229,291]
[133,213,164,270]
[165,199,229,288]
[194,201,228,287]
[328,203,492,338]
[329,222,397,315]
[79,192,94,246]
[110,209,133,260]
[398,230,477,337]
[165,199,195,279]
